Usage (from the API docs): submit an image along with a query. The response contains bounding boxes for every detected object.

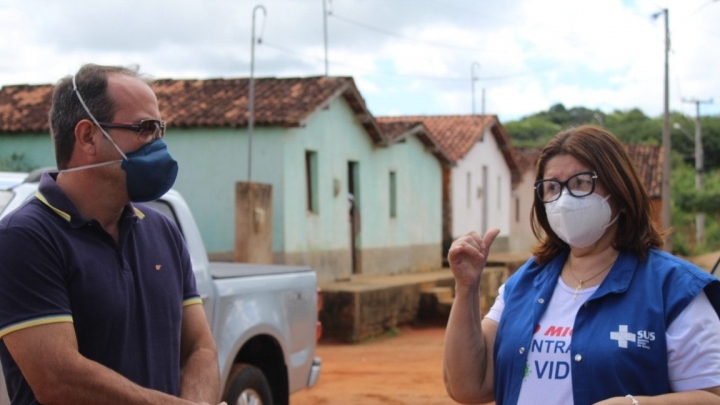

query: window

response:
[146,200,184,236]
[515,197,520,223]
[305,150,318,213]
[0,191,13,215]
[389,171,397,218]
[466,172,472,208]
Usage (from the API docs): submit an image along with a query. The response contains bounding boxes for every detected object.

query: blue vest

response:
[494,249,720,405]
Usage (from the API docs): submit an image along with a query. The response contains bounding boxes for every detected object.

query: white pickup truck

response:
[0,170,322,405]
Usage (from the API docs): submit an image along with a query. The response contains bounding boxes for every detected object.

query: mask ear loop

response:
[71,74,128,161]
[600,194,619,230]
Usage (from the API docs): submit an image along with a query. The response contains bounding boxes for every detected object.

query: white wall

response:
[451,127,512,239]
[509,168,539,253]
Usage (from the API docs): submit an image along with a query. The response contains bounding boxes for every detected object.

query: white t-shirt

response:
[485,278,720,404]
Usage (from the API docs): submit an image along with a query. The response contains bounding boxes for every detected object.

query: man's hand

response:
[447,228,500,291]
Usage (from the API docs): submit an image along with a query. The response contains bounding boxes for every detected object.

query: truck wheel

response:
[224,364,273,405]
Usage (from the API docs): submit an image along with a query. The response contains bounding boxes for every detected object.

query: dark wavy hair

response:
[49,64,145,169]
[531,125,665,264]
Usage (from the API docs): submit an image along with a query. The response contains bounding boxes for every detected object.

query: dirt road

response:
[291,324,485,405]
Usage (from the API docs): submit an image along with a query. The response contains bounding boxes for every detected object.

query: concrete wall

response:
[0,133,56,170]
[166,127,286,256]
[280,97,443,281]
[320,284,422,343]
[0,129,287,257]
[450,127,512,245]
[509,168,539,254]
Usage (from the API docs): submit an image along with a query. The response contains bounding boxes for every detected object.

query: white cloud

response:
[0,0,718,121]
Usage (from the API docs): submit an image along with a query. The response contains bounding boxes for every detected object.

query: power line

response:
[261,40,555,83]
[398,0,515,21]
[692,0,720,15]
[403,0,482,15]
[329,13,490,53]
[330,12,647,63]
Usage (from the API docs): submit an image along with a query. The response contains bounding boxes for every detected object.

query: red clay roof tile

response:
[377,115,521,182]
[377,120,453,166]
[377,121,420,140]
[0,76,384,144]
[625,144,662,198]
[514,147,542,174]
[377,115,494,163]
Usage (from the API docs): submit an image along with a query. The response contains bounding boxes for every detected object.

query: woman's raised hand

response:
[447,228,500,290]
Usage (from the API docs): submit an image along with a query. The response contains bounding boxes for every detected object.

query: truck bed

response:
[208,262,314,279]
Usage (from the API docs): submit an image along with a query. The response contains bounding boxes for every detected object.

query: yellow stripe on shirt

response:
[0,315,73,339]
[183,297,203,307]
[34,192,71,222]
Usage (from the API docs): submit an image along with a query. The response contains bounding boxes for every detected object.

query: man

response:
[0,64,225,405]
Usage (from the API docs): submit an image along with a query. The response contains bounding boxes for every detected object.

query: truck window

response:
[145,200,184,236]
[0,191,13,216]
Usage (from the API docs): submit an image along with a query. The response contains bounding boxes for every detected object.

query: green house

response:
[0,76,452,282]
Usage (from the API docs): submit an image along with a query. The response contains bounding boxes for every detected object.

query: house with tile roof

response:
[626,144,663,225]
[510,147,542,253]
[377,115,521,256]
[0,76,452,281]
[510,144,663,254]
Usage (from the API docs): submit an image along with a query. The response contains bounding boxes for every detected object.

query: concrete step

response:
[437,296,454,316]
[318,265,515,342]
[419,286,455,319]
[421,286,454,301]
[418,281,439,292]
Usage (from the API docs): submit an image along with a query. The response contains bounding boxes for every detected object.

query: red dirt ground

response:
[291,324,492,405]
[290,251,720,405]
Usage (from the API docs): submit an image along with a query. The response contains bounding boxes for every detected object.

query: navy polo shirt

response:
[0,172,201,404]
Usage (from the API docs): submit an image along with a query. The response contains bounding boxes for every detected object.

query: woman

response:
[443,125,720,405]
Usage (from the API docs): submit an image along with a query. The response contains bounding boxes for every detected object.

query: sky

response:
[1,0,719,123]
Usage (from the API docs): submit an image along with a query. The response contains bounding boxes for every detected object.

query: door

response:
[482,165,488,235]
[348,161,361,274]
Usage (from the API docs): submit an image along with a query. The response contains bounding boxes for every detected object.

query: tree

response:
[603,109,660,145]
[505,118,561,148]
[699,116,720,172]
[0,153,33,172]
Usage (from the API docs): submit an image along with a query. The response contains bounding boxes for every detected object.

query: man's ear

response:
[74,119,99,156]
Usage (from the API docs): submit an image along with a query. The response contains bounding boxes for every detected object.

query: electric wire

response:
[261,40,556,83]
[329,13,490,53]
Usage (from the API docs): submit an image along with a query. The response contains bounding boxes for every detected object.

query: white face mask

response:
[545,191,619,248]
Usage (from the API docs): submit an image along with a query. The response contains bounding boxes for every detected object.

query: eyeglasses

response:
[97,119,166,142]
[534,171,597,203]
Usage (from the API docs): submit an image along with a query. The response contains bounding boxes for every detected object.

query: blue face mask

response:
[120,138,178,202]
[64,74,179,202]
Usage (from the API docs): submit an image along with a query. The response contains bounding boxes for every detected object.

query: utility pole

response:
[322,0,330,76]
[481,88,486,115]
[471,62,480,114]
[682,97,714,246]
[248,4,267,183]
[653,8,671,251]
